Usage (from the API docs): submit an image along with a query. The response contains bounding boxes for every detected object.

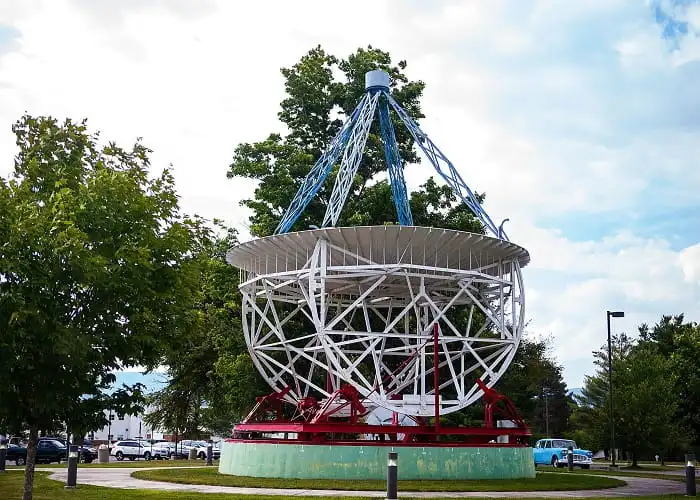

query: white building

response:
[91,408,165,443]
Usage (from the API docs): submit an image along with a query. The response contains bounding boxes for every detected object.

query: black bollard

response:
[0,439,7,473]
[386,451,398,500]
[65,445,79,489]
[686,454,696,497]
[567,446,574,472]
[206,442,213,466]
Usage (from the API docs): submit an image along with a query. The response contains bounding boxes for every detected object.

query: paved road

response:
[42,467,685,498]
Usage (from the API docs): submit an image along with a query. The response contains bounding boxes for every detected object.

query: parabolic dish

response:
[228,225,529,416]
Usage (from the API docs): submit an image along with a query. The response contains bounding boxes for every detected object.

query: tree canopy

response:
[570,324,693,464]
[0,115,206,499]
[228,45,484,237]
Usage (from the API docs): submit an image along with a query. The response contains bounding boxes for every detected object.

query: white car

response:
[157,441,189,459]
[110,440,156,461]
[137,441,171,460]
[180,440,220,460]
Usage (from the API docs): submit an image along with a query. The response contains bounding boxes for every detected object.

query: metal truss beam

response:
[379,97,413,226]
[274,71,510,241]
[240,236,525,417]
[322,92,381,227]
[385,93,507,240]
[274,94,371,235]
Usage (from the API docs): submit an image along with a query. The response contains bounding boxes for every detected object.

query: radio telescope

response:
[227,69,529,431]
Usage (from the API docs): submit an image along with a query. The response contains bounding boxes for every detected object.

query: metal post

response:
[65,445,79,488]
[686,454,696,497]
[567,446,574,472]
[0,440,7,473]
[544,388,549,436]
[607,311,615,467]
[206,442,213,466]
[386,451,398,500]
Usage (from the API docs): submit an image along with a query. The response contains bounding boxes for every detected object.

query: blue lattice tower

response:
[275,70,510,241]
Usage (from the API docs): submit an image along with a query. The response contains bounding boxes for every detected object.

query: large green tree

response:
[146,228,268,438]
[613,342,683,465]
[228,45,484,237]
[0,115,204,499]
[498,336,571,439]
[571,329,688,464]
[638,314,700,450]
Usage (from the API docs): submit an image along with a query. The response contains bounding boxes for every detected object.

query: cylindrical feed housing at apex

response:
[365,69,391,91]
[227,225,529,418]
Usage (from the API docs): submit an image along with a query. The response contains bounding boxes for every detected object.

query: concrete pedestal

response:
[219,441,535,480]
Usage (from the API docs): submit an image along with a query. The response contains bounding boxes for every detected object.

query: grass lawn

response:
[132,467,624,492]
[536,466,685,482]
[8,460,215,469]
[0,472,365,500]
[0,471,685,500]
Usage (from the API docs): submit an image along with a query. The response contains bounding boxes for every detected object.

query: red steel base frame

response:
[232,378,531,447]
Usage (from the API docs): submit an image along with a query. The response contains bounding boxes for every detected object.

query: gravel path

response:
[41,466,684,497]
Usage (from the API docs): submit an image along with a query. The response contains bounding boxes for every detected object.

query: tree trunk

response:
[22,425,39,500]
[631,451,638,468]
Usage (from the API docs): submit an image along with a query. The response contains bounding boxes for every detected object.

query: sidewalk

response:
[41,467,684,498]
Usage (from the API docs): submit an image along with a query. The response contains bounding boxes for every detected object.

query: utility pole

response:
[607,310,624,467]
[545,389,549,436]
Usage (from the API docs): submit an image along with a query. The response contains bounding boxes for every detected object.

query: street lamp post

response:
[545,391,549,436]
[607,310,624,467]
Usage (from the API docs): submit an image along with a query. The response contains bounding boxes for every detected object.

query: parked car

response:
[110,440,156,461]
[180,440,220,460]
[43,437,95,463]
[5,439,68,465]
[136,440,171,460]
[533,438,593,468]
[158,441,188,460]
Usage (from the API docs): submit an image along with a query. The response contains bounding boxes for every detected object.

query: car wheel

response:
[168,452,173,459]
[15,457,26,466]
[552,456,560,468]
[143,452,151,461]
[198,452,206,460]
[115,451,124,461]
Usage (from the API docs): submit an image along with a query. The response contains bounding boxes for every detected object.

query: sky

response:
[1,0,699,390]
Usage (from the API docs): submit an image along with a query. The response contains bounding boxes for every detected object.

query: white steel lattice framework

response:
[228,226,530,417]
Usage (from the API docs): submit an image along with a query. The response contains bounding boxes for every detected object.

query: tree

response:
[0,115,204,499]
[639,314,700,451]
[614,343,684,466]
[146,227,269,438]
[570,333,635,457]
[571,330,688,464]
[228,45,484,237]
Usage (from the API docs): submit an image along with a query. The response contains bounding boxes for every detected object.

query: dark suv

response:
[45,437,95,463]
[5,439,67,465]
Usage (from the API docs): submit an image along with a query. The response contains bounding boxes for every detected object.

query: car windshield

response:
[49,440,66,448]
[552,439,576,449]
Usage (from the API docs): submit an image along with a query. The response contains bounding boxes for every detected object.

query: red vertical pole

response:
[433,322,440,433]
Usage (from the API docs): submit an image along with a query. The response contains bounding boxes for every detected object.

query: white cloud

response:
[680,243,700,284]
[1,0,698,391]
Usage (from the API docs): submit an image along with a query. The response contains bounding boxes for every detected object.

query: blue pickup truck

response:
[533,438,593,468]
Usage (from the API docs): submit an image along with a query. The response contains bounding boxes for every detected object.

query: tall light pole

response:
[542,387,551,436]
[607,310,624,467]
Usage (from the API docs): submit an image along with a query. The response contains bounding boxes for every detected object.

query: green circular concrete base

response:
[219,441,535,480]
